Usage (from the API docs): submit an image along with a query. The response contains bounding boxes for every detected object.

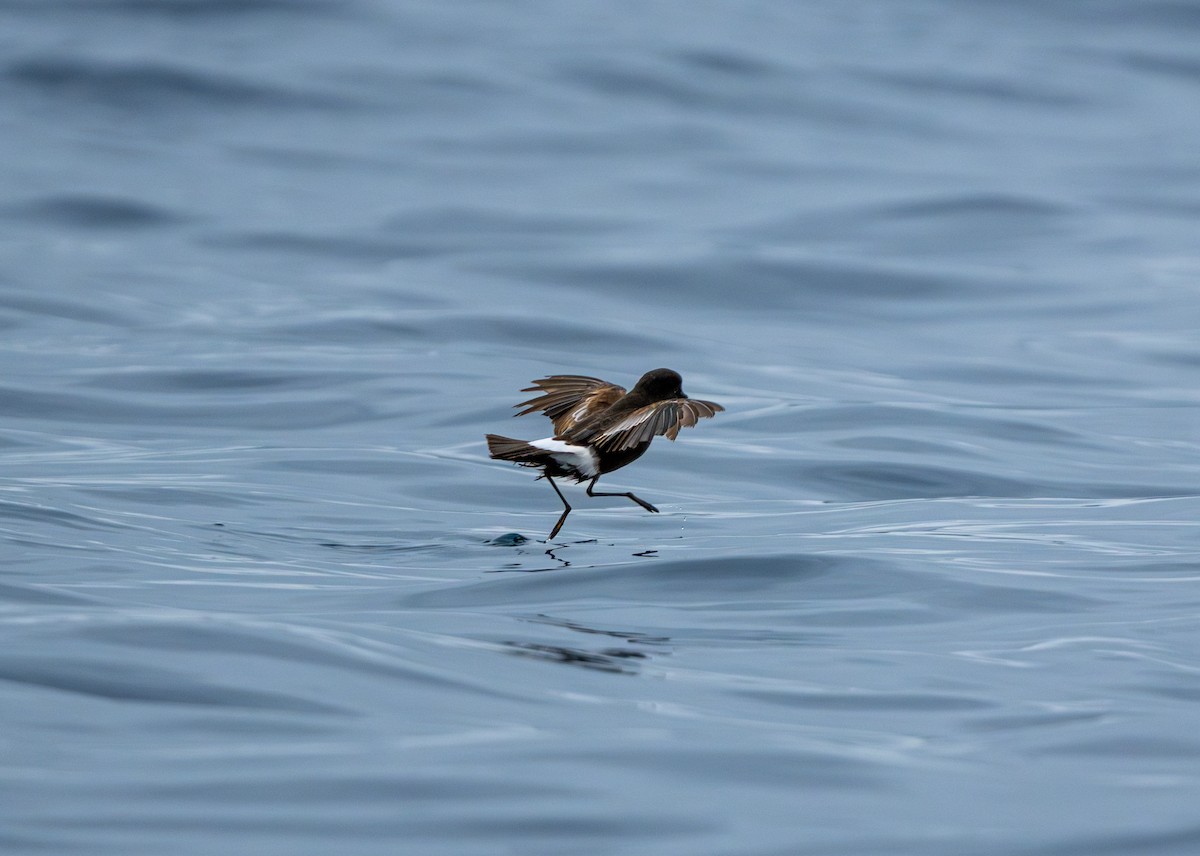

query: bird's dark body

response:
[486,368,722,539]
[582,442,649,477]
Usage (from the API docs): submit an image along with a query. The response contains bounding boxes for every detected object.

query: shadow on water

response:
[501,642,650,675]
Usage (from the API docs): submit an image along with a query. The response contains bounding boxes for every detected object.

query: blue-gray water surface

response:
[2,1,1199,854]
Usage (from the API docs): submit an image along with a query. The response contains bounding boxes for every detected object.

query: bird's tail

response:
[486,434,552,467]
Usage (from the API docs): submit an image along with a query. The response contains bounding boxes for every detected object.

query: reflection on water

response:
[3,0,1200,854]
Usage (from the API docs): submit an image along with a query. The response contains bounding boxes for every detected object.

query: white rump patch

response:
[529,437,599,478]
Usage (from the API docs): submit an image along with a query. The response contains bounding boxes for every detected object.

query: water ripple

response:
[6,194,190,229]
[0,655,347,713]
[7,56,359,112]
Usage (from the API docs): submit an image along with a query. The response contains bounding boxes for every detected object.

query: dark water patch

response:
[739,688,991,712]
[228,142,390,171]
[271,310,665,351]
[1140,344,1200,368]
[1038,0,1200,29]
[447,545,1094,618]
[1126,681,1200,703]
[70,811,708,839]
[483,256,966,311]
[796,607,936,628]
[864,192,1075,248]
[0,498,122,531]
[381,207,625,254]
[439,123,730,157]
[0,291,138,327]
[737,404,1096,449]
[6,195,190,229]
[557,59,725,106]
[204,231,433,261]
[1041,554,1200,581]
[137,773,569,803]
[78,0,345,18]
[796,460,1040,500]
[0,581,96,606]
[639,626,831,647]
[1121,51,1200,82]
[78,486,253,507]
[1142,1,1200,27]
[263,315,426,342]
[566,747,883,790]
[930,581,1099,615]
[426,314,664,352]
[749,192,1078,260]
[1068,559,1200,579]
[831,435,976,457]
[358,285,455,311]
[265,456,444,478]
[0,833,62,854]
[405,547,1099,621]
[197,521,444,556]
[157,716,337,739]
[401,552,1063,620]
[1041,735,1200,759]
[0,385,380,429]
[966,709,1108,733]
[80,368,364,393]
[793,571,1099,625]
[317,540,442,554]
[400,553,857,609]
[873,193,1069,221]
[674,48,781,78]
[557,58,790,114]
[0,0,343,16]
[81,622,509,695]
[332,65,510,113]
[6,57,358,112]
[396,554,844,607]
[854,68,1086,108]
[910,361,1118,388]
[1027,824,1200,856]
[557,52,918,132]
[798,460,1182,501]
[409,813,711,841]
[0,656,346,713]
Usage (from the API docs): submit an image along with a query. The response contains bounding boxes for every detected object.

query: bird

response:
[486,368,723,539]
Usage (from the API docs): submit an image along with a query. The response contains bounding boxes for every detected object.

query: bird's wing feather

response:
[590,399,723,452]
[514,375,626,436]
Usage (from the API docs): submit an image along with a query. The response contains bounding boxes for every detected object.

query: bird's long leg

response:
[545,475,572,539]
[586,477,659,514]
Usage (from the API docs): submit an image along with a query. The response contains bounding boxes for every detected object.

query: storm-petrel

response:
[486,368,723,539]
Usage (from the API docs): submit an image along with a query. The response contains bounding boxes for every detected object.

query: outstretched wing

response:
[513,375,626,436]
[588,398,723,452]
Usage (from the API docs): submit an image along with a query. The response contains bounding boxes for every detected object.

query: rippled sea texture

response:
[3,1,1199,854]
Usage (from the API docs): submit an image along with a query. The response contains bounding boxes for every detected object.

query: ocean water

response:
[2,1,1199,853]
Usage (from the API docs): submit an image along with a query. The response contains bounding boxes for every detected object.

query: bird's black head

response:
[633,368,686,401]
